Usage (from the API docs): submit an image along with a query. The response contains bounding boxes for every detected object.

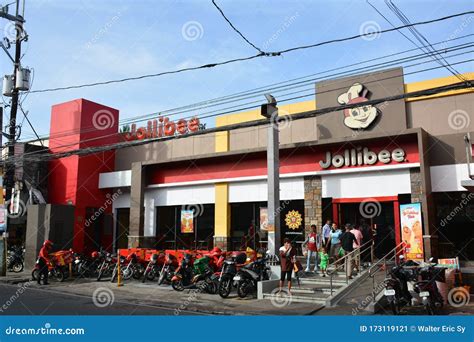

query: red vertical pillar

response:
[332,202,339,225]
[394,199,401,246]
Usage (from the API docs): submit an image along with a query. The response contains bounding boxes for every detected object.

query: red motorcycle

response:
[32,255,69,282]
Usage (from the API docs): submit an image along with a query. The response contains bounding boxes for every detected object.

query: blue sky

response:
[1,0,473,141]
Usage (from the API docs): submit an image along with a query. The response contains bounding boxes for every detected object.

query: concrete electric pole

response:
[2,1,24,208]
[261,94,280,256]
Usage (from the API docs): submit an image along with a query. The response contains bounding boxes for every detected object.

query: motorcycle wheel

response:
[146,269,156,281]
[97,266,105,281]
[53,269,65,282]
[32,269,39,281]
[12,262,24,273]
[389,301,400,315]
[132,264,145,280]
[205,280,218,295]
[237,280,251,298]
[158,271,166,285]
[172,279,184,291]
[122,267,133,280]
[218,276,233,298]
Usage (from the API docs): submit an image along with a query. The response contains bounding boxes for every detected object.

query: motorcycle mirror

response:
[429,257,434,262]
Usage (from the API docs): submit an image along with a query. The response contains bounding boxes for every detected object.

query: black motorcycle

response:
[234,256,271,298]
[383,257,418,315]
[97,252,116,281]
[7,245,24,273]
[142,253,160,283]
[218,252,246,298]
[414,258,446,315]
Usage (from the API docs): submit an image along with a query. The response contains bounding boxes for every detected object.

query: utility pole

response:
[1,0,24,209]
[261,94,280,256]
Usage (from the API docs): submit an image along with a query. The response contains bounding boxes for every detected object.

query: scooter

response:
[414,258,446,315]
[171,254,218,294]
[383,256,418,315]
[233,255,271,298]
[218,252,246,298]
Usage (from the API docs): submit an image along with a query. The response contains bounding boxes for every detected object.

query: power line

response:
[20,37,474,142]
[211,0,264,54]
[27,10,474,94]
[384,0,468,83]
[7,79,473,165]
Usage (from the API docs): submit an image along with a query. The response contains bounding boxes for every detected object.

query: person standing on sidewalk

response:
[328,224,342,263]
[37,240,53,285]
[322,219,332,248]
[279,238,296,294]
[340,224,358,279]
[303,225,321,273]
[350,225,363,272]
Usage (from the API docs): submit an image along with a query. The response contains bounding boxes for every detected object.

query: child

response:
[319,247,329,277]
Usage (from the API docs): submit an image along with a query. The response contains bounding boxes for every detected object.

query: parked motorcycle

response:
[414,258,446,315]
[32,256,68,282]
[233,254,271,298]
[218,252,246,298]
[7,245,25,273]
[142,253,161,283]
[111,253,145,282]
[383,256,419,315]
[171,254,218,294]
[157,253,177,285]
[97,252,116,281]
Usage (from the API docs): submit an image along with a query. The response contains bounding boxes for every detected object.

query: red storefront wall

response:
[48,99,119,253]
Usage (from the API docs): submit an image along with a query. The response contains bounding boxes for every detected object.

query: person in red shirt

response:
[37,240,53,285]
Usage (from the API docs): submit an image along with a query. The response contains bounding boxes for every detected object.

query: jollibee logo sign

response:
[123,117,200,141]
[337,83,378,129]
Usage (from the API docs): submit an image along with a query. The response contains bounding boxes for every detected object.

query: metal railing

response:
[367,242,405,303]
[327,240,374,295]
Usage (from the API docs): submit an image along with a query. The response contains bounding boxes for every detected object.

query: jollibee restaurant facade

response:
[47,67,474,261]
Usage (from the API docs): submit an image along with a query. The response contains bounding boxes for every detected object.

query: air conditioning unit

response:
[2,75,14,97]
[15,68,31,91]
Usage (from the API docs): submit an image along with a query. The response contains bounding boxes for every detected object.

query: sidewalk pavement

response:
[0,272,322,315]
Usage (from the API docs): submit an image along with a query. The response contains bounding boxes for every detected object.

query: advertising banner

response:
[400,202,424,261]
[259,207,268,231]
[180,210,194,234]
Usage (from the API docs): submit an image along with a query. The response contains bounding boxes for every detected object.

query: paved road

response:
[0,283,204,315]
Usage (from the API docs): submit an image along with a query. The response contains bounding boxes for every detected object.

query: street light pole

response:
[261,95,280,256]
